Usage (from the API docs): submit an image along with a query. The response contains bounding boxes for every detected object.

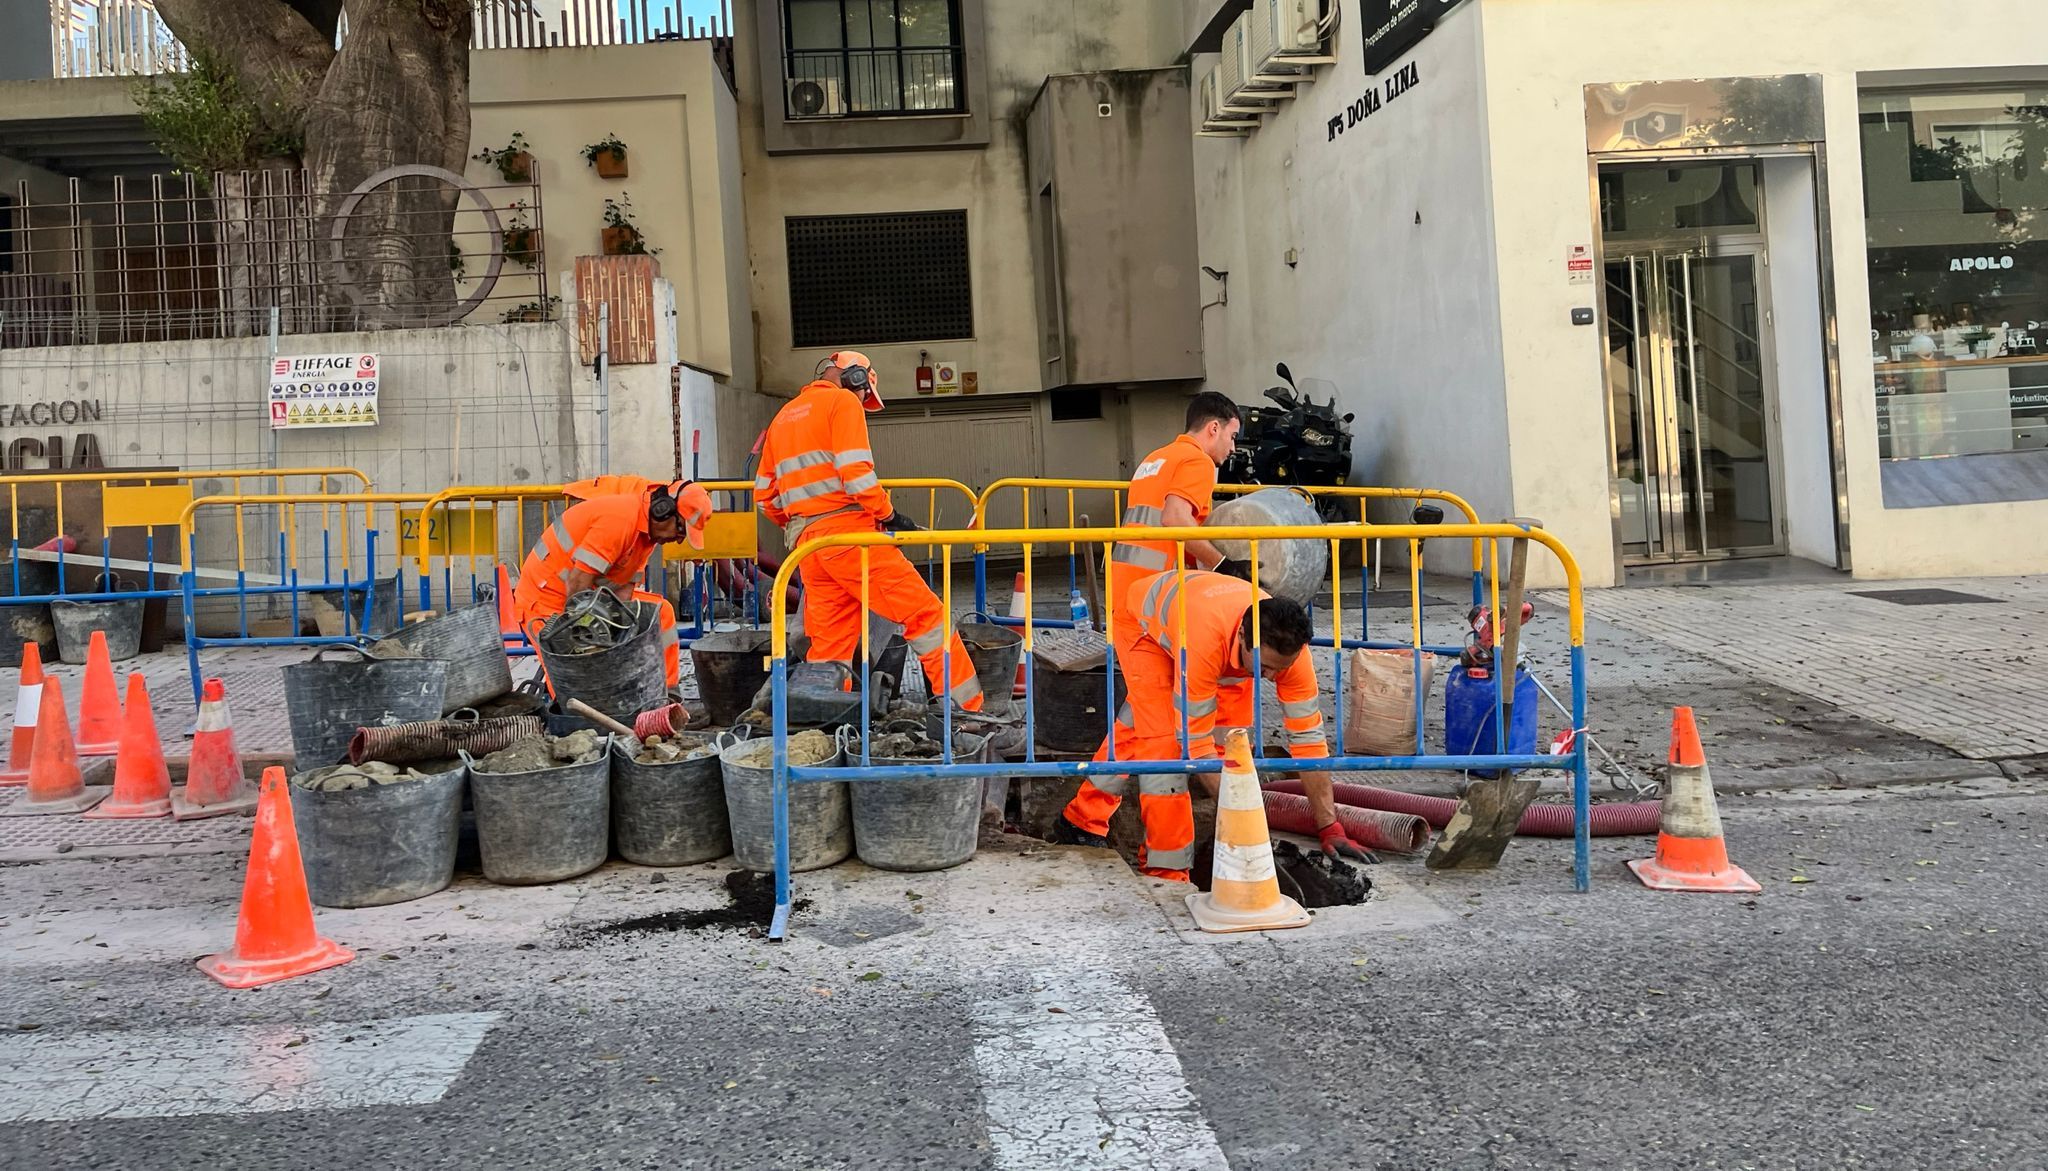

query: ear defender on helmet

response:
[648,481,681,524]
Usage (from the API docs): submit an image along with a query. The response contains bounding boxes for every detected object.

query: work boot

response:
[1050,817,1110,850]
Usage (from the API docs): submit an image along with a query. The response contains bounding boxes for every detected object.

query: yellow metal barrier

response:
[756,519,1593,937]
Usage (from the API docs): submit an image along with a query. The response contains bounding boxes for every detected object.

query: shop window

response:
[783,0,964,119]
[786,210,973,347]
[1860,87,2048,472]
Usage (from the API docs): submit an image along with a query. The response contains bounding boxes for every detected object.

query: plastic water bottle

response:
[1069,589,1093,632]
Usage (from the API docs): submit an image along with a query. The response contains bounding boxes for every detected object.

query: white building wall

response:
[1190,1,1511,577]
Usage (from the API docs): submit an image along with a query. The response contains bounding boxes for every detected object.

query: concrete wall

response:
[1473,0,2048,582]
[0,5,54,83]
[1188,1,1509,577]
[468,40,750,385]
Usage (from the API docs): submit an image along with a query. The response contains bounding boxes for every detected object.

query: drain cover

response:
[1849,588,1999,606]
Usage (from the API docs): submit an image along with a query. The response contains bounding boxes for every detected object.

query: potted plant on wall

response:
[601,193,650,255]
[582,133,628,179]
[472,132,534,183]
[501,201,542,268]
[503,295,561,324]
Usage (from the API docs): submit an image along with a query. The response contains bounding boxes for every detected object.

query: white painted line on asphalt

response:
[971,969,1229,1170]
[0,1011,499,1123]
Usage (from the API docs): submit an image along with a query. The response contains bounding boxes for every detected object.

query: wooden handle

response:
[564,698,637,740]
[1497,519,1538,687]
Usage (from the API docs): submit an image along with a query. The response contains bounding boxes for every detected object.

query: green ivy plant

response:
[581,133,627,166]
[472,132,534,182]
[134,50,302,189]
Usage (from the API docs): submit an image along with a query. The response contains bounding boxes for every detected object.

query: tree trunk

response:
[305,0,472,328]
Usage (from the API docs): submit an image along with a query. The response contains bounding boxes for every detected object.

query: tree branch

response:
[154,0,335,138]
[282,0,347,43]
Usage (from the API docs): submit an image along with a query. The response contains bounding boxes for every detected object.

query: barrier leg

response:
[770,657,791,942]
[1572,643,1590,893]
[181,563,202,708]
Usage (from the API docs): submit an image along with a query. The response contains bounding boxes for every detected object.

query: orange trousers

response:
[522,589,680,691]
[1062,623,1257,879]
[796,524,983,712]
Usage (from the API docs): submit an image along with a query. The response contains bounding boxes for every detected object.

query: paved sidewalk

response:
[1564,575,2048,760]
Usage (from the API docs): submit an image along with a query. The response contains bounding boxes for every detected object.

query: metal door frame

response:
[1593,156,1793,566]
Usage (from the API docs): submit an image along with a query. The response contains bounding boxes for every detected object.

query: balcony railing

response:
[47,0,735,79]
[784,45,964,118]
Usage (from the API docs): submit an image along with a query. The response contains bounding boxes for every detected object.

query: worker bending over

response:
[755,351,983,711]
[1105,392,1243,636]
[1056,569,1372,879]
[512,478,712,688]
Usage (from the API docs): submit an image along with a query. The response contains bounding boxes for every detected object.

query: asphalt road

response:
[2,773,2043,1170]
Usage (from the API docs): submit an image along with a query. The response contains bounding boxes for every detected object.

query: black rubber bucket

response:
[719,729,850,873]
[0,560,59,669]
[464,738,612,884]
[371,604,513,713]
[281,647,449,773]
[538,600,665,725]
[1033,666,1126,754]
[51,575,145,664]
[851,731,985,872]
[292,761,465,908]
[958,619,1022,717]
[689,628,771,726]
[609,735,731,866]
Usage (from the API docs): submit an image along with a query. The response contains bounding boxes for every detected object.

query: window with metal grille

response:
[787,210,973,347]
[783,0,964,118]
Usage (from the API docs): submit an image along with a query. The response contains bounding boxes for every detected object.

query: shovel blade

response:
[1425,775,1543,871]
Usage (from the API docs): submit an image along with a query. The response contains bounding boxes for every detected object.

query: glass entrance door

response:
[1605,248,1782,561]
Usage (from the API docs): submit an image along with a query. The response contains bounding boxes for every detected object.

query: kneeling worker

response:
[1056,569,1373,879]
[755,351,983,712]
[512,478,713,689]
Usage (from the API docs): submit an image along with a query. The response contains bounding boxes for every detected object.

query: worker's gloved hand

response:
[880,511,921,533]
[1213,558,1253,582]
[1318,821,1379,865]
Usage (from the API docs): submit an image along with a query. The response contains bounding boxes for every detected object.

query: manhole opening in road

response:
[1849,588,2000,606]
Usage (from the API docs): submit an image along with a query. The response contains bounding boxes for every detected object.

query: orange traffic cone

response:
[82,675,171,820]
[0,642,45,785]
[74,630,123,756]
[1008,572,1029,699]
[197,766,354,989]
[0,676,103,816]
[1628,708,1760,894]
[171,677,257,820]
[494,563,520,639]
[1186,729,1312,933]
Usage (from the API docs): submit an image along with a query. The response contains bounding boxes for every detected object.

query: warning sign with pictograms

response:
[268,352,379,430]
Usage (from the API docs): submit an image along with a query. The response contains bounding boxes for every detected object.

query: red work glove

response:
[1318,821,1379,865]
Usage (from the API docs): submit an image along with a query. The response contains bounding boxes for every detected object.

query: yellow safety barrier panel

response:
[753,519,1592,940]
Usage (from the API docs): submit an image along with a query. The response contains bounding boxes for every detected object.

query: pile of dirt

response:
[474,729,606,774]
[634,733,718,765]
[1271,840,1372,907]
[724,729,835,768]
[867,731,943,759]
[293,760,440,792]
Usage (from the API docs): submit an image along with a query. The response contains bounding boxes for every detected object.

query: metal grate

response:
[1849,588,2000,606]
[786,210,972,348]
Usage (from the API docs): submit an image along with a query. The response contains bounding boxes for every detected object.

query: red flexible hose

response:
[1263,778,1661,838]
[1262,792,1431,854]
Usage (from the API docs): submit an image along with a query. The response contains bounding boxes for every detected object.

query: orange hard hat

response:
[649,479,714,550]
[821,350,882,412]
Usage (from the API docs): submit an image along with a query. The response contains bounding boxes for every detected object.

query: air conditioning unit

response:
[1222,13,1294,108]
[1198,67,1257,136]
[785,76,844,119]
[1251,0,1337,73]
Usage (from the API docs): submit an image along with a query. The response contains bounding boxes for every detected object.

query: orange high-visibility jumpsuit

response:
[512,493,681,688]
[563,474,656,501]
[1063,570,1328,879]
[755,381,983,711]
[1105,433,1218,635]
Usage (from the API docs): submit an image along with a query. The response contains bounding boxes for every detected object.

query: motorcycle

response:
[1220,363,1357,522]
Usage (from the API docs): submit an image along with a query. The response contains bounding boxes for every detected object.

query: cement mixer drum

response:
[1206,488,1330,604]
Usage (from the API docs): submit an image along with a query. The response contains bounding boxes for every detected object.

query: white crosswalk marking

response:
[972,969,1229,1170]
[0,1012,499,1123]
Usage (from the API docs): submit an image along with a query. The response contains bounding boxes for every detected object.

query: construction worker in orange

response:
[1104,392,1243,634]
[755,351,983,711]
[511,478,713,689]
[1054,569,1373,879]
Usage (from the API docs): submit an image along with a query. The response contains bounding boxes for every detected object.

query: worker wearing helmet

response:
[512,478,713,689]
[754,352,984,712]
